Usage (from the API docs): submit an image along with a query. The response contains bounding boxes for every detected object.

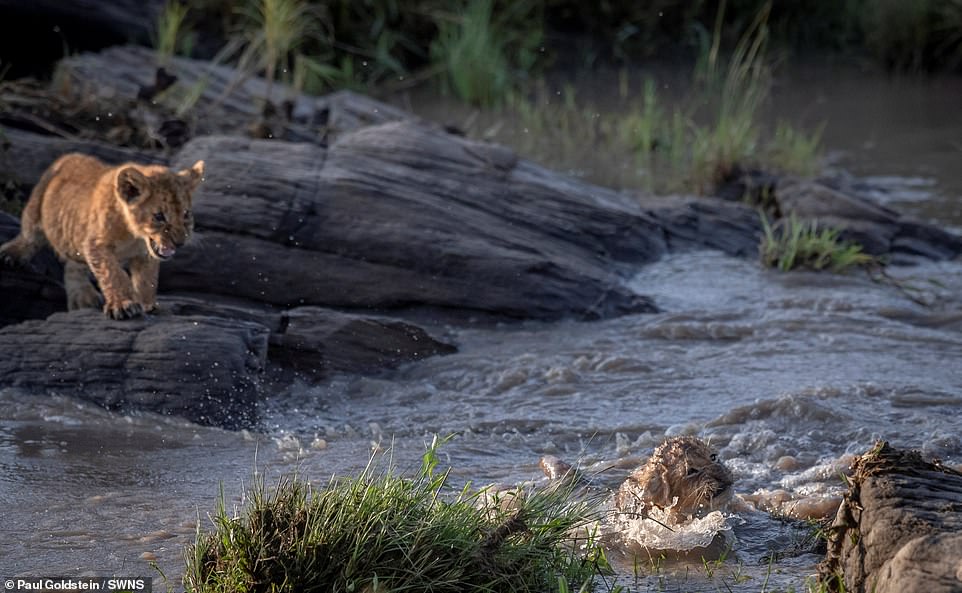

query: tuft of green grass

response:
[688,0,770,192]
[184,437,610,593]
[606,0,822,195]
[768,120,824,177]
[234,0,323,105]
[760,213,874,273]
[620,78,663,155]
[400,1,827,195]
[153,1,192,66]
[431,0,509,106]
[430,0,542,106]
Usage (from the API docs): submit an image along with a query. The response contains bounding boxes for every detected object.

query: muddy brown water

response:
[2,67,962,591]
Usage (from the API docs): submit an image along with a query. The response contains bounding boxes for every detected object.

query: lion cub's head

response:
[115,160,204,260]
[615,436,734,522]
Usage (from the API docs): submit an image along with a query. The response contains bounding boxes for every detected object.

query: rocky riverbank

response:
[2,46,961,430]
[818,441,962,593]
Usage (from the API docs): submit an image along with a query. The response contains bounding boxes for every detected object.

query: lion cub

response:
[0,153,204,319]
[614,436,734,523]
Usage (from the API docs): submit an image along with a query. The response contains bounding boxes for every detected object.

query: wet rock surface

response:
[162,296,458,378]
[818,441,962,593]
[0,309,269,427]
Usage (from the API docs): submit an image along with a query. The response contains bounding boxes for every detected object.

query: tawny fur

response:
[0,153,204,319]
[614,436,734,522]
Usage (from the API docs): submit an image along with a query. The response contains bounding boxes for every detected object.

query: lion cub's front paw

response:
[104,299,144,320]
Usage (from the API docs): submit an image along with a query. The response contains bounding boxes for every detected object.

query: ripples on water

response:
[3,248,960,591]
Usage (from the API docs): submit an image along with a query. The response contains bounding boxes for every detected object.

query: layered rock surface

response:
[818,442,962,593]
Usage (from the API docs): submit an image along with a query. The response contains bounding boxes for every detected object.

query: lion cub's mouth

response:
[148,239,176,260]
[705,482,734,509]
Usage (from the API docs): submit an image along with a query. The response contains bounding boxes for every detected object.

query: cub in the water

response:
[614,436,734,523]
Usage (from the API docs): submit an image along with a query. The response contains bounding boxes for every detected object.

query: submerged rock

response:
[817,441,962,593]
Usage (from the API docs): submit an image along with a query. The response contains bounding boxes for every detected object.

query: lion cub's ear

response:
[179,160,205,190]
[117,167,148,203]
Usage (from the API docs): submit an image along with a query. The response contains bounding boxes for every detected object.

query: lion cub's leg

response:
[129,255,159,313]
[64,260,103,310]
[0,190,46,267]
[84,243,143,320]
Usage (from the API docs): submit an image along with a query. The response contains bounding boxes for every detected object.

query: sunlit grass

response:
[760,213,874,273]
[152,1,192,66]
[430,0,542,106]
[619,78,663,155]
[184,437,611,593]
[480,0,825,195]
[432,0,509,107]
[768,120,825,177]
[234,0,322,104]
[686,0,770,191]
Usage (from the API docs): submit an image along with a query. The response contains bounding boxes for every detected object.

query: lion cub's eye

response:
[710,454,718,462]
[153,212,167,223]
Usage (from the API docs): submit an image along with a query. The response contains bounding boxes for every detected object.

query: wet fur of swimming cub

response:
[614,436,734,522]
[0,153,204,319]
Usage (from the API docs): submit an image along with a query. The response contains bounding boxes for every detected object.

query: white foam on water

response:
[609,504,733,552]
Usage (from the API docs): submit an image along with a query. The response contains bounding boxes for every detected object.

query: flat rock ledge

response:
[817,441,962,593]
[0,297,456,428]
[0,309,269,427]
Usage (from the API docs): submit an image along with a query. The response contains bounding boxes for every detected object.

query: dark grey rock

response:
[643,196,763,257]
[0,309,270,427]
[56,46,417,142]
[0,127,167,192]
[163,126,660,320]
[0,212,64,326]
[776,179,962,260]
[161,296,458,378]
